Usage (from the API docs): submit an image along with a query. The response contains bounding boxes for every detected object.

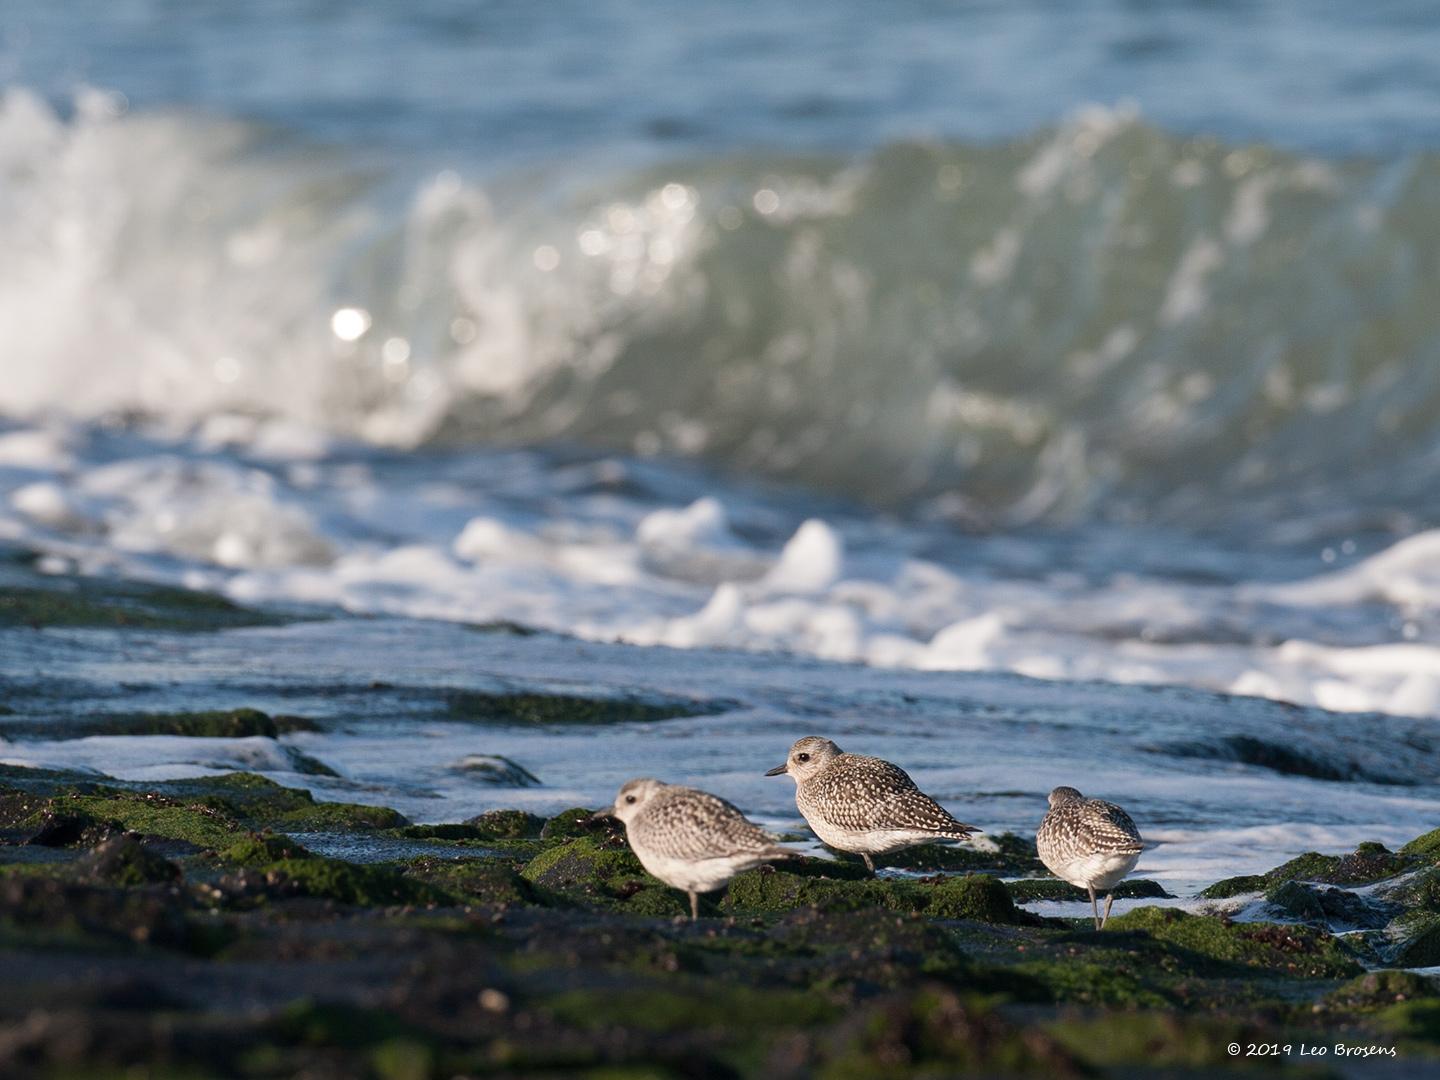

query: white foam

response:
[3,419,1440,725]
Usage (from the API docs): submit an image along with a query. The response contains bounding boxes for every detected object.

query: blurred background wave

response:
[7,1,1440,527]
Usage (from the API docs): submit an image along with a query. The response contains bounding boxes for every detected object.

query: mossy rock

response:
[22,707,321,740]
[1198,874,1268,900]
[1046,1012,1276,1071]
[821,986,1083,1076]
[161,773,405,831]
[1265,880,1399,929]
[873,832,1042,875]
[21,809,115,848]
[1387,867,1440,915]
[767,907,977,987]
[1404,827,1440,859]
[12,777,405,852]
[1201,843,1409,901]
[1395,916,1440,967]
[1376,999,1440,1043]
[464,809,545,839]
[77,834,182,887]
[1326,842,1412,884]
[0,875,224,954]
[1104,907,1361,978]
[539,807,601,841]
[1323,971,1439,1011]
[720,868,1032,925]
[219,834,317,865]
[52,793,243,849]
[520,836,656,909]
[1010,959,1171,1008]
[0,581,280,631]
[404,858,538,908]
[223,856,444,907]
[1006,878,1172,904]
[445,689,716,726]
[542,982,841,1035]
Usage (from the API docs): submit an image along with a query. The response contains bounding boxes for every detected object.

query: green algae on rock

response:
[1006,878,1172,904]
[721,864,1035,924]
[444,688,724,726]
[0,580,283,631]
[1103,906,1361,979]
[1403,827,1440,858]
[1,707,322,741]
[871,831,1043,875]
[402,857,539,908]
[464,809,545,838]
[1,771,406,852]
[77,834,183,887]
[1200,842,1415,900]
[1323,971,1439,1011]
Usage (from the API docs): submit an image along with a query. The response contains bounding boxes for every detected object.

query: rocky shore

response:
[2,753,1437,1078]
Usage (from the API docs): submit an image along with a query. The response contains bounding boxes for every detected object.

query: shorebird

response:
[1035,786,1144,930]
[597,778,800,919]
[765,736,978,873]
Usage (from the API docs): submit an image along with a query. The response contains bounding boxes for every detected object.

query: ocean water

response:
[4,2,1440,895]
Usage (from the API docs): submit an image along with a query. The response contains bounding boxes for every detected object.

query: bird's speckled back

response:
[628,784,782,861]
[1037,795,1143,864]
[798,753,974,835]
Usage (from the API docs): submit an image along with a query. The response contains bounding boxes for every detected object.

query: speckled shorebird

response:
[1035,786,1144,930]
[598,778,800,919]
[765,736,978,873]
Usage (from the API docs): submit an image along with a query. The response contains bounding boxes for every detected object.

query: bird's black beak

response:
[764,764,787,777]
[583,810,615,826]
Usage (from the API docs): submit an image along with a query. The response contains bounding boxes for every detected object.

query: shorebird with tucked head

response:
[1035,786,1144,929]
[766,736,978,873]
[596,778,800,919]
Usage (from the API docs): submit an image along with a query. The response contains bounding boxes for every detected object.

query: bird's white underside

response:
[807,820,956,856]
[1048,850,1141,892]
[633,850,775,894]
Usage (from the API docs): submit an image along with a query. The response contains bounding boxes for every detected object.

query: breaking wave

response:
[6,89,1440,526]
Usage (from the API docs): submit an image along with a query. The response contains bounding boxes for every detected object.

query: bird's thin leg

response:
[1088,885,1100,930]
[861,853,875,875]
[1101,892,1115,930]
[689,891,699,921]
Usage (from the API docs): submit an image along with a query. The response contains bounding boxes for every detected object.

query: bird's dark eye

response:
[797,752,810,762]
[625,795,637,804]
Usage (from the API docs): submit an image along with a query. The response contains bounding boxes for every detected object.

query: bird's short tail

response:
[935,825,980,843]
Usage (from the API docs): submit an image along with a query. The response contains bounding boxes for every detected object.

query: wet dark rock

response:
[8,707,323,740]
[3,771,1438,1077]
[22,810,112,848]
[1200,843,1410,900]
[1157,734,1405,784]
[449,754,541,787]
[1395,917,1440,967]
[1264,880,1399,929]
